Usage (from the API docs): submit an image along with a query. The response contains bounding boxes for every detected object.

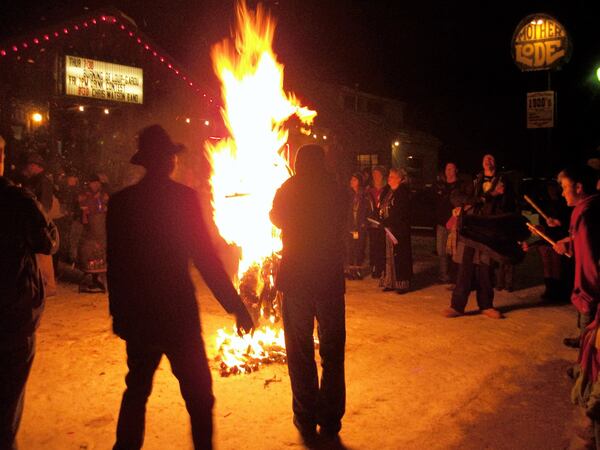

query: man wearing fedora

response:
[106,125,254,450]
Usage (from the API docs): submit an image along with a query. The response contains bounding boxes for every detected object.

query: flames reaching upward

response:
[206,1,316,375]
[208,0,316,278]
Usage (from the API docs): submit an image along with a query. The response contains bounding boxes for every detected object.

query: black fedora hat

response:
[130,125,184,166]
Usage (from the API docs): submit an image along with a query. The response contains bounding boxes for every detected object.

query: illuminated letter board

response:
[65,55,143,104]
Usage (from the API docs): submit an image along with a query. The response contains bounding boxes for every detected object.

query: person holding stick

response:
[524,180,573,303]
[552,166,600,339]
[559,165,600,445]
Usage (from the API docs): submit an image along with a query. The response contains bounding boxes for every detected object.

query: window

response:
[356,153,379,169]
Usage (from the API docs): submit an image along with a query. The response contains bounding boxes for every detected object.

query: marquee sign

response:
[511,14,571,72]
[65,55,143,104]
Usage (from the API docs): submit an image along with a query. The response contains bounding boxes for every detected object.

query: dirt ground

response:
[17,237,590,449]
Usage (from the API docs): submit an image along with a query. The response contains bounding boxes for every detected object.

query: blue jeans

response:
[282,290,346,432]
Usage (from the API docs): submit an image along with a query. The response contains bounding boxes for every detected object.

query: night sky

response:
[1,0,599,174]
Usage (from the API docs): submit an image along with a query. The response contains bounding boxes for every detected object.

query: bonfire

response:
[206,1,316,376]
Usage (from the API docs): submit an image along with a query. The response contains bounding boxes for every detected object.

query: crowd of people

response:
[5,151,111,294]
[1,124,600,448]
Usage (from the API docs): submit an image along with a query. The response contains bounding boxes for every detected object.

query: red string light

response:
[0,13,214,102]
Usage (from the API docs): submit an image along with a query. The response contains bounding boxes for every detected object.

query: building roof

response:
[0,7,217,102]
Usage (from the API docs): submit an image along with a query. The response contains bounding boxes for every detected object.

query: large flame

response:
[208,0,315,279]
[206,1,316,375]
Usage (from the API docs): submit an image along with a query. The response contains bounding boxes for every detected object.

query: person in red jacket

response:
[553,165,600,338]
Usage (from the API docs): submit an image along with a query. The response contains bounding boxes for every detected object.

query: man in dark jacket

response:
[19,152,57,297]
[270,144,346,444]
[434,162,473,283]
[0,136,58,449]
[107,125,254,450]
[443,154,513,319]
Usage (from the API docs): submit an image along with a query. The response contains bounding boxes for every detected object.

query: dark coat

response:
[380,184,413,280]
[270,172,346,296]
[471,172,516,216]
[347,188,371,233]
[0,176,58,340]
[434,176,473,225]
[22,172,54,213]
[106,177,247,344]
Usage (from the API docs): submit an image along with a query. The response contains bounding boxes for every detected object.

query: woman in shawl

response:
[379,168,413,294]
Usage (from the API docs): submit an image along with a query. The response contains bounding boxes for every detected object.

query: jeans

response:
[113,336,214,450]
[282,289,346,432]
[0,335,35,450]
[451,246,494,312]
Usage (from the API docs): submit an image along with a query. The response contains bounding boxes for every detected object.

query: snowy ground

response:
[17,237,589,449]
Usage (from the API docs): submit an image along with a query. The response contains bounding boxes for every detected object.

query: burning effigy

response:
[206,1,316,376]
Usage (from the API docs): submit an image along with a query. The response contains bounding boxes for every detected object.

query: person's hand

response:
[546,217,561,227]
[521,241,529,252]
[491,182,505,196]
[553,239,570,256]
[452,207,462,216]
[235,308,255,336]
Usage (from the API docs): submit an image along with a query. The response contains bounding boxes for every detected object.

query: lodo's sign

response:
[527,91,555,129]
[65,55,143,104]
[511,14,571,72]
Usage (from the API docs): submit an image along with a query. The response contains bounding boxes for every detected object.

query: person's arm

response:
[553,236,571,255]
[187,193,254,333]
[23,194,58,255]
[38,176,54,213]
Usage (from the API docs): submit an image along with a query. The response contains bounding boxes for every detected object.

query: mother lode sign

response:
[511,13,572,72]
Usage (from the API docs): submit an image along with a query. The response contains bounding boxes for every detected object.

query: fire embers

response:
[216,254,287,377]
[215,326,286,377]
[239,255,281,323]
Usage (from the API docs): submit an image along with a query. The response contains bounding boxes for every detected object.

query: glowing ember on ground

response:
[206,1,316,375]
[215,325,286,377]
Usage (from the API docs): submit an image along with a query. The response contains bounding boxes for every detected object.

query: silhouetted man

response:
[107,125,254,450]
[270,144,346,444]
[20,152,57,297]
[0,135,58,449]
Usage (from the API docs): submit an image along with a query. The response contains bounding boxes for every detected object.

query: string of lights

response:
[0,13,216,104]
